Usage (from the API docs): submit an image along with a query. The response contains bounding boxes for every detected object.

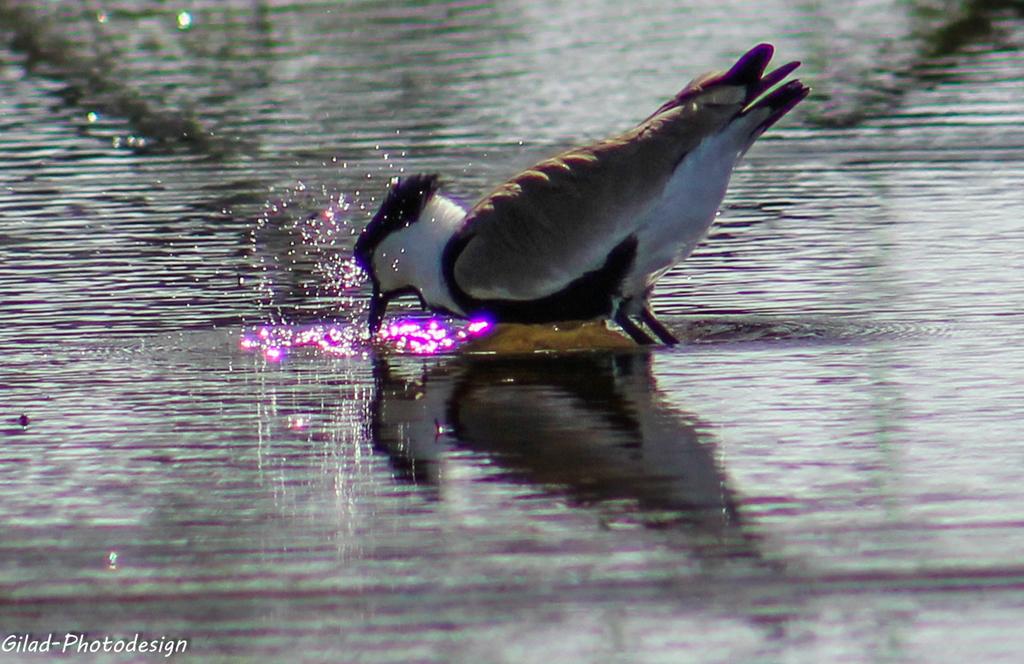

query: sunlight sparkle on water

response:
[378,317,491,355]
[239,317,492,360]
[240,323,361,361]
[241,184,491,360]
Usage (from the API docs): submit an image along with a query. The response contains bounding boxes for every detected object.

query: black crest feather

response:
[353,174,441,275]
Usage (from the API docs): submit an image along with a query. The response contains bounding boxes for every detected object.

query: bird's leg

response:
[640,307,680,345]
[614,311,656,345]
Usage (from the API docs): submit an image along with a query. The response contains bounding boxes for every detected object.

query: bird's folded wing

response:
[452,87,743,302]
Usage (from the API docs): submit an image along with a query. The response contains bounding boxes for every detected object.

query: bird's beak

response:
[367,288,389,336]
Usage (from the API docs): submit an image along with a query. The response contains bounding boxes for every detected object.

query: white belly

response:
[625,121,751,298]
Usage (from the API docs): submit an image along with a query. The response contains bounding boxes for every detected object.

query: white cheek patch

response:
[371,194,468,314]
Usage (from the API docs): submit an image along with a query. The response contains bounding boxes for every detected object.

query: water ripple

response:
[3,1,1024,661]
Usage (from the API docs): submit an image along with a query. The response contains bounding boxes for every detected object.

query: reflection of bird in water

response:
[370,352,759,556]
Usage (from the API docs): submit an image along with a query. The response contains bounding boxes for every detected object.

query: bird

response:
[353,43,808,345]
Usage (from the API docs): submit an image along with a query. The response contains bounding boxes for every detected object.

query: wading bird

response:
[354,43,808,345]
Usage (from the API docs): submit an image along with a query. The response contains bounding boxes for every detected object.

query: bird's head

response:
[354,175,467,335]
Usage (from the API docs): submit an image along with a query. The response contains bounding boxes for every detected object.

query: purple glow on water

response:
[376,316,492,355]
[240,323,362,362]
[381,319,457,355]
[239,316,493,360]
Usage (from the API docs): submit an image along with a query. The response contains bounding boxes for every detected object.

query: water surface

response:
[2,1,1024,661]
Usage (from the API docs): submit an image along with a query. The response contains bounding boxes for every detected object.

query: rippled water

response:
[2,1,1024,661]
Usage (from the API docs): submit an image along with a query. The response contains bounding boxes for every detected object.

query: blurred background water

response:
[2,0,1024,662]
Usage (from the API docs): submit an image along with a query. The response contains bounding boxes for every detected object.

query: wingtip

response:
[749,59,802,103]
[753,79,811,134]
[643,43,803,123]
[721,43,775,87]
[750,42,776,60]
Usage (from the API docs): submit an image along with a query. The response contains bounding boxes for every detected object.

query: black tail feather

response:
[644,43,807,125]
[748,79,811,135]
[748,60,801,104]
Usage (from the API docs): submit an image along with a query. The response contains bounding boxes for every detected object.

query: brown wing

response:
[451,85,744,302]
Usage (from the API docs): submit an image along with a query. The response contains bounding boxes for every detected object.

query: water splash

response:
[241,177,495,360]
[240,317,493,361]
[294,196,367,297]
[240,323,363,361]
[247,185,365,316]
[378,317,492,355]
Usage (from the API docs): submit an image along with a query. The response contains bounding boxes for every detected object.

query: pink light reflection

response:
[241,323,360,361]
[375,316,492,355]
[239,316,492,360]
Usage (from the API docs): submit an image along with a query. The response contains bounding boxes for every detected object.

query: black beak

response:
[367,287,390,336]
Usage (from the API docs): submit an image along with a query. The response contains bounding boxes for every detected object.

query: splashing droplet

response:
[376,317,493,355]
